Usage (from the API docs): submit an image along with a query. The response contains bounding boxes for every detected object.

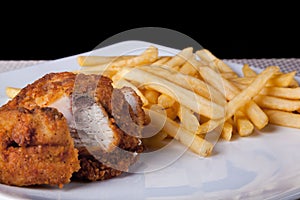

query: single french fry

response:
[242,64,257,77]
[230,82,249,90]
[254,95,300,112]
[289,79,299,87]
[178,105,200,133]
[117,67,225,119]
[226,77,246,85]
[229,71,297,87]
[164,47,194,68]
[78,55,132,66]
[221,121,233,141]
[221,72,239,79]
[179,61,198,76]
[114,45,158,67]
[185,77,226,106]
[234,110,254,137]
[151,56,171,66]
[196,49,235,73]
[242,101,269,130]
[79,55,170,68]
[157,94,175,108]
[165,102,180,120]
[143,89,160,104]
[196,49,216,62]
[179,56,201,76]
[263,109,300,129]
[259,87,300,100]
[197,119,223,134]
[5,87,21,99]
[80,46,159,72]
[270,71,297,87]
[236,84,300,100]
[165,118,213,156]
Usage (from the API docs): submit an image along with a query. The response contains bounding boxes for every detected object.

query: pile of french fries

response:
[6,46,300,157]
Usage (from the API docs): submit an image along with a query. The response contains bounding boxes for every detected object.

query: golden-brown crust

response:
[0,107,80,187]
[2,72,76,111]
[1,71,146,184]
[74,156,123,181]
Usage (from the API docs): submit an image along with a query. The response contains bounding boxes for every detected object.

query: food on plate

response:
[259,86,300,99]
[197,65,276,131]
[263,109,300,129]
[221,120,233,141]
[242,64,257,77]
[0,107,80,188]
[4,45,300,164]
[114,67,225,120]
[1,72,146,186]
[78,45,159,71]
[144,108,213,156]
[76,45,300,153]
[233,110,254,137]
[253,95,300,112]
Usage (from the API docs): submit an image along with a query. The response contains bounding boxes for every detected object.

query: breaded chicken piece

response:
[0,107,80,188]
[2,72,146,182]
[2,72,76,113]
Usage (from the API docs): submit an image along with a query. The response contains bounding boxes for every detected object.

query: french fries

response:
[242,64,257,77]
[242,101,269,130]
[164,47,194,68]
[221,120,233,141]
[138,65,226,106]
[198,66,273,130]
[234,110,254,137]
[196,49,235,73]
[254,95,300,112]
[259,86,300,100]
[78,56,132,66]
[143,89,160,104]
[263,109,300,129]
[145,108,213,156]
[5,45,300,157]
[177,105,200,133]
[229,71,297,87]
[116,67,225,120]
[157,94,176,109]
[80,45,159,72]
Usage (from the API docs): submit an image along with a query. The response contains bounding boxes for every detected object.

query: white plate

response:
[1,40,300,200]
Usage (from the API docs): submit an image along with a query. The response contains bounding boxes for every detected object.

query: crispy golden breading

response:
[2,72,146,183]
[2,72,76,111]
[0,107,80,188]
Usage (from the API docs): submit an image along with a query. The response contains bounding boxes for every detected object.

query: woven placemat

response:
[224,58,300,75]
[0,60,47,73]
[0,59,299,75]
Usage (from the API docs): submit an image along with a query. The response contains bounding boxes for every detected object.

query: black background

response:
[0,4,299,60]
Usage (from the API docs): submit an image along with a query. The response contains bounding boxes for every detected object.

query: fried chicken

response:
[1,72,146,184]
[0,107,80,187]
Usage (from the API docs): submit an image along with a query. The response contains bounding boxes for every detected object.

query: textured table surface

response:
[0,59,299,75]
